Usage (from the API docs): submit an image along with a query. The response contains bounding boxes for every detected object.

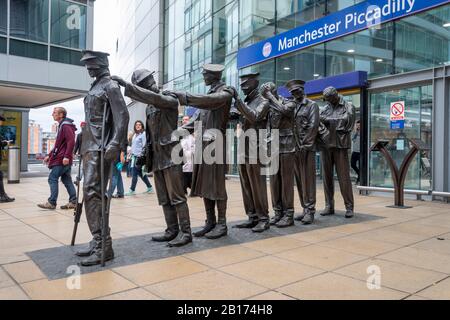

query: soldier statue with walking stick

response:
[75,50,129,267]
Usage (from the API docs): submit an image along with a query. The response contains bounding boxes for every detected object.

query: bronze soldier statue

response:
[261,82,296,228]
[288,80,320,225]
[76,51,129,266]
[112,70,192,247]
[319,86,356,218]
[231,73,270,233]
[173,64,234,240]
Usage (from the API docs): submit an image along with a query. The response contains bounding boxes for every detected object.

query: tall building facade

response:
[0,0,95,171]
[116,0,450,197]
[28,120,43,155]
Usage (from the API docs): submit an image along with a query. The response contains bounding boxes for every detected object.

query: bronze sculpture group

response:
[77,51,356,266]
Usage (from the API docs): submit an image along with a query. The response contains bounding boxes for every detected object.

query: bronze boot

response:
[294,209,307,222]
[269,210,283,225]
[234,216,258,229]
[80,235,114,267]
[193,199,217,237]
[168,203,193,247]
[275,210,295,228]
[75,239,96,257]
[152,205,179,242]
[205,200,227,239]
[320,206,335,216]
[301,210,315,225]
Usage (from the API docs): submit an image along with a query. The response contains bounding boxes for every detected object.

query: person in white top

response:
[181,115,195,195]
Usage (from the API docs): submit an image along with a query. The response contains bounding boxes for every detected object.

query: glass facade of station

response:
[163,0,449,190]
[0,0,88,65]
[164,1,449,89]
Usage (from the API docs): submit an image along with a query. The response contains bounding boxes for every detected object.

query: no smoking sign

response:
[390,101,405,121]
[390,101,405,130]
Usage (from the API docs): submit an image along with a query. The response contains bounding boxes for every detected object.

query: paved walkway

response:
[1,174,450,300]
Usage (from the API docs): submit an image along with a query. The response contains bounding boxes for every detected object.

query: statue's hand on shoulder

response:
[111,76,126,87]
[223,86,238,99]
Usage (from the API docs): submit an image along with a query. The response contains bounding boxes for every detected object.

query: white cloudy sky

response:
[29,0,118,131]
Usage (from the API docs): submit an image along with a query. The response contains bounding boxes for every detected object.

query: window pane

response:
[0,37,6,53]
[395,4,450,73]
[50,46,82,65]
[10,39,48,60]
[240,0,275,46]
[10,0,49,43]
[276,44,325,85]
[276,0,326,34]
[0,0,6,35]
[50,0,87,49]
[325,23,394,78]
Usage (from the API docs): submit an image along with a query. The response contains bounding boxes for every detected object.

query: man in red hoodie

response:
[38,107,77,210]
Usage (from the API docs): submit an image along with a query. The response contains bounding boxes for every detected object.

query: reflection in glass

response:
[325,23,394,78]
[276,44,325,86]
[51,0,87,49]
[9,38,48,60]
[0,37,6,53]
[50,46,82,65]
[276,0,326,34]
[0,0,6,35]
[395,6,450,73]
[240,0,275,46]
[10,0,49,43]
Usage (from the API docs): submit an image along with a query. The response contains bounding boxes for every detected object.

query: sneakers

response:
[144,187,154,194]
[60,202,77,210]
[125,190,136,196]
[37,202,56,210]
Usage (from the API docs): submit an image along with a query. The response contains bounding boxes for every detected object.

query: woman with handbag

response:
[125,121,154,196]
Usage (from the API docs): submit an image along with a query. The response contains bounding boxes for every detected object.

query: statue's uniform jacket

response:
[266,96,295,215]
[124,83,187,207]
[180,82,233,201]
[234,89,269,220]
[319,96,356,211]
[293,98,320,213]
[82,75,129,237]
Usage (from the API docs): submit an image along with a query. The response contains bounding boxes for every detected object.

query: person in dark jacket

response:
[73,121,86,156]
[0,115,14,203]
[38,107,77,210]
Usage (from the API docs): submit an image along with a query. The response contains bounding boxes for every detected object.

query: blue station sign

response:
[237,0,450,69]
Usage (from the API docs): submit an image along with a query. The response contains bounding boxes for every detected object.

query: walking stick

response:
[101,102,108,267]
[71,155,83,246]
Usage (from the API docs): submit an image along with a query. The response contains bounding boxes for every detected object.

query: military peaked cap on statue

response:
[239,72,260,79]
[80,50,110,69]
[285,79,306,92]
[239,72,260,85]
[131,69,155,85]
[202,64,225,74]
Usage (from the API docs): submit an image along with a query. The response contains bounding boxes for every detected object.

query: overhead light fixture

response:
[283,67,290,71]
[347,49,355,53]
[313,74,320,77]
[376,58,384,62]
[443,22,450,27]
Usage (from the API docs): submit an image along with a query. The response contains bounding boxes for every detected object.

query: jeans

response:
[130,165,152,191]
[48,165,77,206]
[108,163,124,197]
[351,152,360,182]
